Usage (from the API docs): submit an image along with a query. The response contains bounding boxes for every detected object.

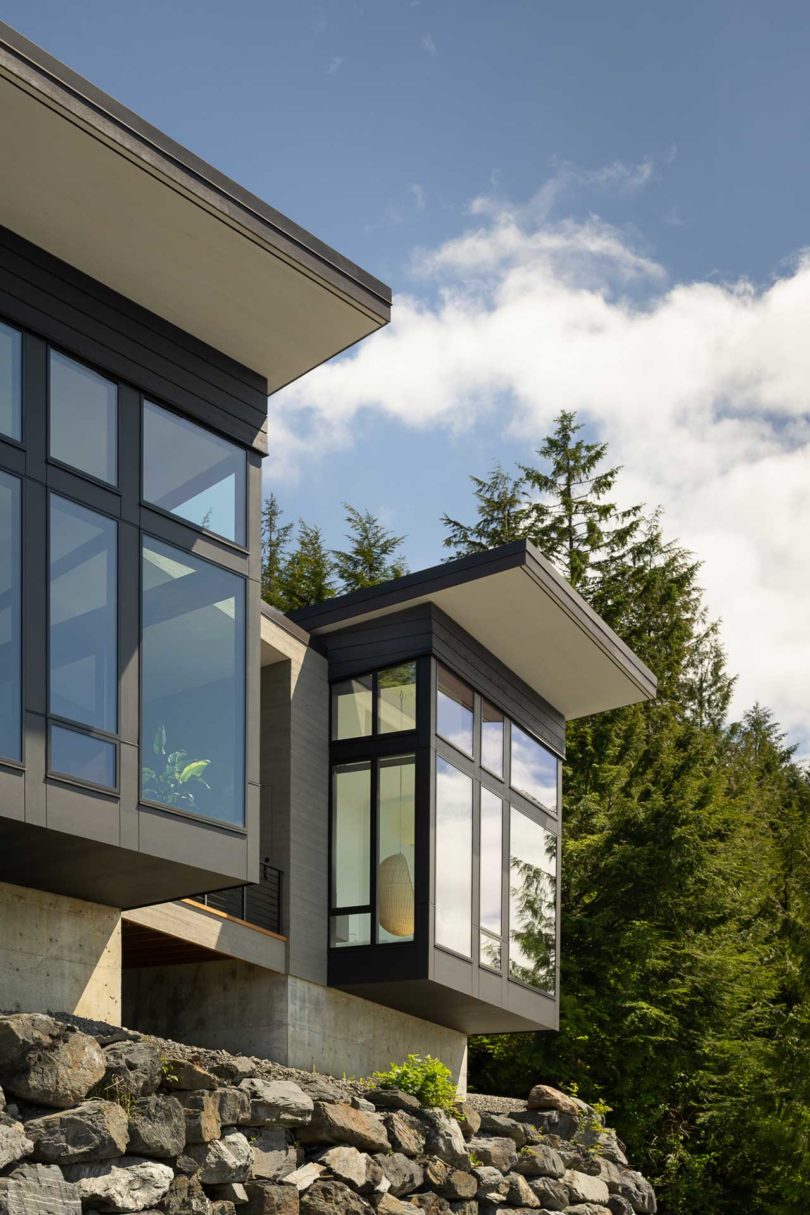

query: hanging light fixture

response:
[378,757,415,937]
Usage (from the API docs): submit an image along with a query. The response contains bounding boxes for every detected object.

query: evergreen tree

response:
[332,504,407,592]
[274,521,336,611]
[442,464,531,557]
[261,492,293,609]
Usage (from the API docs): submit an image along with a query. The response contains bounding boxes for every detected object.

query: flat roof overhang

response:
[0,22,390,390]
[291,541,657,720]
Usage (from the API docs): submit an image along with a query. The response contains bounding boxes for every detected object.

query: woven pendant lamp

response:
[378,853,414,937]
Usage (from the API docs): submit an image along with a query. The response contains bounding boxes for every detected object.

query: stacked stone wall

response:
[0,1013,656,1215]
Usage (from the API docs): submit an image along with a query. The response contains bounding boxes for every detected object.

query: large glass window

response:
[333,762,371,912]
[143,401,246,545]
[0,322,22,442]
[435,756,473,956]
[509,807,557,994]
[511,722,559,813]
[49,351,117,485]
[437,664,474,756]
[378,756,415,942]
[481,699,504,777]
[49,495,117,734]
[479,787,503,973]
[332,675,373,740]
[378,663,417,734]
[50,723,116,791]
[141,536,245,825]
[0,472,21,761]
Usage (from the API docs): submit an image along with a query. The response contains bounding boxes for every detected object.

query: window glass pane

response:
[378,756,415,943]
[330,912,371,948]
[480,931,502,973]
[50,724,116,790]
[511,723,559,812]
[50,495,117,733]
[0,472,21,761]
[49,351,117,485]
[378,662,417,734]
[509,807,557,994]
[142,537,245,825]
[332,762,371,909]
[437,664,474,756]
[143,401,246,544]
[481,700,504,777]
[435,756,472,956]
[0,322,22,441]
[480,788,503,935]
[333,675,373,740]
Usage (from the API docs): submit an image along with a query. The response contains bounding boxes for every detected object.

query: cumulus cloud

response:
[271,178,810,744]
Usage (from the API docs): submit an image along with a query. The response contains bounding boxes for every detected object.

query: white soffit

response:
[0,32,390,388]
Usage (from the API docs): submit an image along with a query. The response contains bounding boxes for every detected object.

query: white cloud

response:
[410,183,426,210]
[271,178,810,744]
[422,32,437,55]
[326,56,344,75]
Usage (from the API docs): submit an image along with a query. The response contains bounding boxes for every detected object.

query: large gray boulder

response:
[618,1170,657,1214]
[383,1110,426,1157]
[239,1081,313,1129]
[361,1088,420,1114]
[607,1196,635,1215]
[505,1171,541,1207]
[251,1129,299,1181]
[162,1058,218,1091]
[472,1164,508,1203]
[297,1103,388,1154]
[529,1174,570,1209]
[452,1101,481,1140]
[373,1150,423,1196]
[0,1015,105,1109]
[127,1094,186,1158]
[407,1192,451,1213]
[512,1142,566,1179]
[315,1145,384,1194]
[158,1173,212,1215]
[0,1162,82,1215]
[243,1181,299,1214]
[187,1130,254,1184]
[177,1090,222,1143]
[565,1169,611,1206]
[0,1119,33,1169]
[422,1156,477,1200]
[101,1041,162,1099]
[466,1134,517,1172]
[26,1099,128,1164]
[526,1084,580,1119]
[478,1111,530,1144]
[299,1180,372,1214]
[420,1109,468,1170]
[214,1086,252,1126]
[62,1156,174,1212]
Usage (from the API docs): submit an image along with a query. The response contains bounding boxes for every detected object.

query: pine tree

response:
[261,492,293,609]
[274,521,336,611]
[332,505,407,592]
[441,464,531,557]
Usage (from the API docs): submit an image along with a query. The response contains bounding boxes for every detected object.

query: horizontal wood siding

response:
[0,224,269,452]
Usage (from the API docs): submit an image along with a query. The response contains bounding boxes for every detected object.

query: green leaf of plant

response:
[153,724,167,756]
[179,760,211,783]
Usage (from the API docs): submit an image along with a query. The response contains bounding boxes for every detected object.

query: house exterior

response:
[0,23,656,1089]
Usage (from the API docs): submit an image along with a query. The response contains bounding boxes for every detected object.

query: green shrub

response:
[370,1053,457,1110]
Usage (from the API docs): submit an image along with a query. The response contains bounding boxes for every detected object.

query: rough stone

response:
[214,1087,252,1126]
[452,1102,481,1140]
[299,1180,373,1214]
[0,1119,33,1169]
[211,1058,256,1085]
[158,1173,211,1215]
[566,1206,613,1215]
[208,1182,249,1204]
[558,1147,601,1176]
[362,1088,421,1114]
[472,1164,508,1203]
[210,1202,237,1215]
[187,1131,254,1184]
[512,1143,565,1180]
[373,1151,423,1197]
[250,1130,299,1181]
[505,1173,540,1207]
[163,1059,218,1091]
[0,1163,82,1214]
[406,1195,450,1214]
[618,1171,656,1214]
[282,1163,325,1192]
[296,1077,345,1105]
[528,1174,569,1209]
[0,1015,105,1109]
[383,1111,426,1157]
[596,1158,624,1193]
[421,1110,468,1170]
[243,1182,299,1215]
[315,1145,381,1193]
[447,1202,477,1215]
[434,1166,477,1201]
[466,1136,517,1173]
[62,1156,174,1212]
[239,1082,314,1129]
[373,1196,413,1215]
[478,1112,529,1144]
[607,1197,634,1215]
[526,1086,580,1120]
[124,1094,185,1159]
[177,1091,222,1143]
[101,1041,162,1100]
[564,1170,610,1207]
[26,1099,128,1164]
[297,1103,389,1154]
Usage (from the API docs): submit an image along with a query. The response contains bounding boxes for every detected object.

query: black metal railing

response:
[192,861,282,935]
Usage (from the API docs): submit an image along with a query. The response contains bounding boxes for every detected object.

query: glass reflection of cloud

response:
[435,757,472,956]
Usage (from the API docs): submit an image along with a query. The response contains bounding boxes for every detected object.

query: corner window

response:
[332,662,417,740]
[479,788,503,938]
[0,471,22,762]
[437,664,474,756]
[332,675,373,740]
[511,722,559,813]
[378,663,417,734]
[377,756,415,942]
[49,495,117,734]
[509,806,557,994]
[0,321,22,442]
[142,401,247,544]
[435,756,472,956]
[481,699,504,778]
[141,536,245,825]
[49,351,117,485]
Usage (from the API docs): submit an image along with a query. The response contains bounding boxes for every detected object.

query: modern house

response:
[0,22,656,1088]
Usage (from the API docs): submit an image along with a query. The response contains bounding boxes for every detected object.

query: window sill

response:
[139,796,247,834]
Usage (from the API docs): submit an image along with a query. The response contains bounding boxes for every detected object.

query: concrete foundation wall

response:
[0,881,121,1021]
[124,961,468,1090]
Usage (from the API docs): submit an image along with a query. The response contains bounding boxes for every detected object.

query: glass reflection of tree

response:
[509,832,557,993]
[480,935,502,971]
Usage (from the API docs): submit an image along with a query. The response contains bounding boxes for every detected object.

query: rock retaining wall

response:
[0,1012,656,1215]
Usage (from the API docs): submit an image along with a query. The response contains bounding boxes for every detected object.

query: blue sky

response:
[5,1,810,745]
